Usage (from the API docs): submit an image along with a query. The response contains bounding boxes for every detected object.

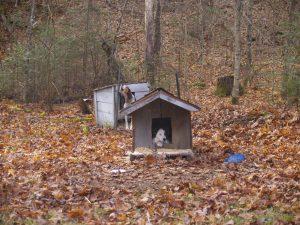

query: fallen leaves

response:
[0,92,300,224]
[67,208,85,219]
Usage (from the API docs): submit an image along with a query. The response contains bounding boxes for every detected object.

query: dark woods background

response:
[0,0,299,107]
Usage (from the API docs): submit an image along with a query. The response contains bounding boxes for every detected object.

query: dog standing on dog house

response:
[120,85,135,129]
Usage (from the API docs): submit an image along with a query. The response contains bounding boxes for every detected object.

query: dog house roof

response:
[120,88,200,116]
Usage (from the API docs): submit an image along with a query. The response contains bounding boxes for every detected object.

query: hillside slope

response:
[0,0,288,87]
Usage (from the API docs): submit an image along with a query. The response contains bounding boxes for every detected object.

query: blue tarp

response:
[224,154,246,163]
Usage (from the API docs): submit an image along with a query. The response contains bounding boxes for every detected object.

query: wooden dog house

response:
[94,82,149,128]
[120,88,200,159]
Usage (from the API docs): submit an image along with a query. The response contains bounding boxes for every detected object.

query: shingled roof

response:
[120,88,200,116]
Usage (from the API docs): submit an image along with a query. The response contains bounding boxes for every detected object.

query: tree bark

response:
[145,0,155,86]
[232,0,243,104]
[198,0,208,63]
[83,0,92,87]
[245,0,253,86]
[45,1,54,111]
[153,0,161,57]
[145,0,161,88]
[24,0,36,103]
[282,0,298,96]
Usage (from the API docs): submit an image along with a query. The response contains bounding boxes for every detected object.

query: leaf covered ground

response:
[0,86,300,225]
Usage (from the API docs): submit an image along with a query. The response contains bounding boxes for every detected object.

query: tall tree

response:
[245,0,253,86]
[198,0,206,64]
[83,0,92,85]
[282,0,298,96]
[197,0,213,64]
[153,0,161,58]
[281,0,300,108]
[145,0,161,88]
[24,0,36,103]
[232,0,243,104]
[44,1,55,111]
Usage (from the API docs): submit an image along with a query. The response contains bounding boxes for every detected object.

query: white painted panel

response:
[96,87,114,103]
[95,86,115,127]
[127,83,149,93]
[98,111,114,127]
[97,102,113,114]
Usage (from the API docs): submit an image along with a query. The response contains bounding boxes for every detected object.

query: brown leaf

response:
[169,199,185,209]
[52,190,64,200]
[68,208,85,219]
[145,155,157,165]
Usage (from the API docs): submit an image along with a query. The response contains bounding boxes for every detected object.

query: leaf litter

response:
[0,91,299,224]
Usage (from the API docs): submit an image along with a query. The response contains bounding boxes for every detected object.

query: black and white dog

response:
[120,85,135,129]
[153,128,169,148]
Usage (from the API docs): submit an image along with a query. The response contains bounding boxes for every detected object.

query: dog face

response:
[122,85,129,94]
[153,128,168,147]
[120,85,133,104]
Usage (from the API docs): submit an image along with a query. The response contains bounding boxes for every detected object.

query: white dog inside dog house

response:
[120,88,200,160]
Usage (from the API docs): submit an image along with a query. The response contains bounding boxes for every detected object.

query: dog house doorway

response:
[151,117,172,143]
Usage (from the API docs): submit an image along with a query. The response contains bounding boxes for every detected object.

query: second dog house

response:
[94,82,149,128]
[120,88,200,150]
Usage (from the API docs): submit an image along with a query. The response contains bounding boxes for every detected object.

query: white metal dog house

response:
[94,82,149,128]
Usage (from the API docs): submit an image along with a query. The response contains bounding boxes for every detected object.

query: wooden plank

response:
[133,108,152,148]
[171,108,192,149]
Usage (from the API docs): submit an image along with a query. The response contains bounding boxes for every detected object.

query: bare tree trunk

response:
[183,17,188,98]
[282,0,297,96]
[145,0,155,86]
[145,0,161,88]
[24,0,36,103]
[153,0,161,58]
[198,0,206,64]
[83,0,92,90]
[45,1,55,111]
[245,0,253,86]
[232,0,243,104]
[101,0,128,84]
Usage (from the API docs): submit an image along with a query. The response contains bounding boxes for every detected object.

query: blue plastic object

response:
[224,154,246,163]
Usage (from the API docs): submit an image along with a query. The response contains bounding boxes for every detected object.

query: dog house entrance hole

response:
[152,117,172,143]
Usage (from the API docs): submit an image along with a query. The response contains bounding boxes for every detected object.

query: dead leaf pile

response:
[0,90,299,224]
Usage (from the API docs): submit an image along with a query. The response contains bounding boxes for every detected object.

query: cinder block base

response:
[129,148,194,161]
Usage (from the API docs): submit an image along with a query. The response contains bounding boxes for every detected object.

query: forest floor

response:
[0,85,300,225]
